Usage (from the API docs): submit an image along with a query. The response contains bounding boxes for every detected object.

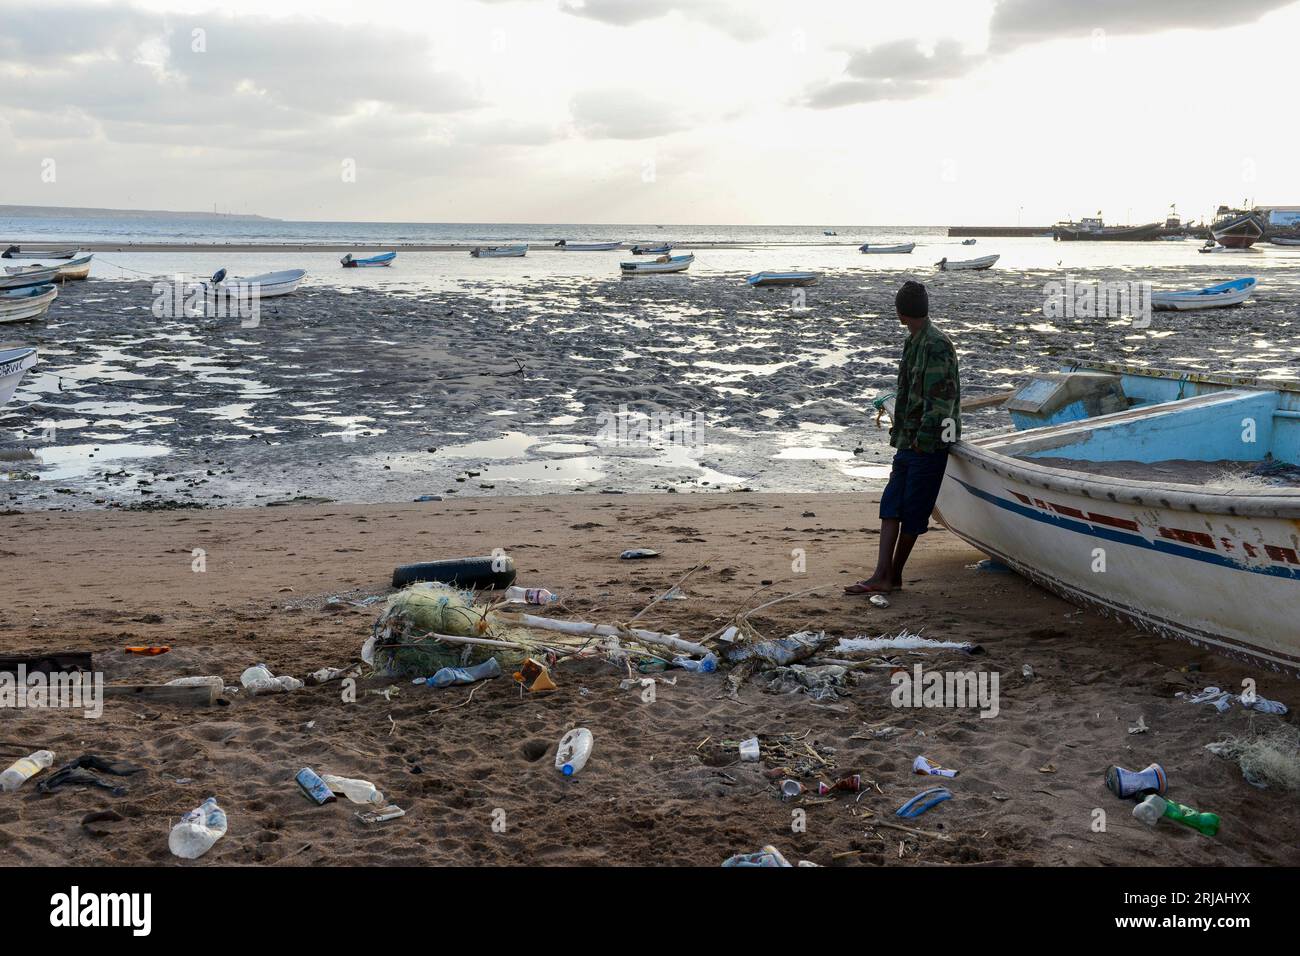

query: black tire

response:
[391,556,517,590]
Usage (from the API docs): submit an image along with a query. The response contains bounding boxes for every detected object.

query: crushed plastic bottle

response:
[240,664,303,695]
[320,774,384,805]
[503,586,559,605]
[672,652,718,673]
[0,750,54,793]
[169,796,228,859]
[1133,793,1220,836]
[426,657,502,688]
[556,728,593,776]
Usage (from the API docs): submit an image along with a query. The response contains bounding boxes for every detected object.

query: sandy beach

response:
[2,492,1297,867]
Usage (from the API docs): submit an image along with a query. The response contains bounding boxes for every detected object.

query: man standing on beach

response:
[845,280,960,595]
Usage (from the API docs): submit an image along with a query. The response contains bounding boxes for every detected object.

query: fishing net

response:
[369,582,536,676]
[1207,722,1300,791]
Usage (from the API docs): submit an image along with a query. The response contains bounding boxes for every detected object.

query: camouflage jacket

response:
[889,321,961,453]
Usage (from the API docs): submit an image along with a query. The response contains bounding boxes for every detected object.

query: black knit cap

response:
[895,280,929,319]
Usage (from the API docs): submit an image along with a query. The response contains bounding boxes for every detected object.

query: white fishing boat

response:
[1269,237,1300,246]
[936,254,999,271]
[555,240,622,251]
[880,362,1300,674]
[0,347,38,406]
[0,265,61,289]
[746,271,819,287]
[2,245,77,260]
[206,268,306,298]
[619,253,693,275]
[469,245,528,258]
[0,284,58,323]
[55,253,93,280]
[341,251,396,267]
[630,244,673,255]
[1152,277,1255,311]
[859,242,915,254]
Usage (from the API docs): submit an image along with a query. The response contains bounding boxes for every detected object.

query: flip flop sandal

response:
[844,581,891,595]
[895,786,952,818]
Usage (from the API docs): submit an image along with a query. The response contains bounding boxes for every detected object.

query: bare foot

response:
[844,576,894,594]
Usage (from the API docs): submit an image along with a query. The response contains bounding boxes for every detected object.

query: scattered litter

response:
[738,737,761,761]
[296,767,337,805]
[1105,762,1167,799]
[765,663,848,701]
[166,676,224,691]
[306,666,355,685]
[357,805,406,824]
[513,658,557,692]
[1022,664,1035,680]
[425,656,501,688]
[913,755,958,778]
[240,663,303,695]
[412,495,442,502]
[169,796,227,859]
[620,548,660,560]
[972,559,1012,574]
[1129,715,1148,735]
[0,750,54,792]
[124,645,170,655]
[896,786,951,818]
[833,630,980,655]
[672,652,718,673]
[869,594,890,608]
[1038,763,1056,774]
[722,845,794,867]
[503,586,559,605]
[556,728,593,776]
[35,755,145,796]
[368,686,400,701]
[1205,724,1300,791]
[1177,685,1288,715]
[817,774,862,795]
[1133,794,1219,837]
[780,779,804,800]
[724,630,831,667]
[321,774,384,805]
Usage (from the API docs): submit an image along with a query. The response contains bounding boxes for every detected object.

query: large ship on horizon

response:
[1209,205,1265,249]
[1052,215,1164,241]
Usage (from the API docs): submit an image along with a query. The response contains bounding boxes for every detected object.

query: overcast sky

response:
[2,0,1297,224]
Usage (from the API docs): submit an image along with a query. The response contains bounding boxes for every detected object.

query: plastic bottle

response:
[504,586,559,605]
[0,750,54,793]
[320,774,384,805]
[240,664,303,695]
[169,796,228,859]
[672,653,717,673]
[556,728,593,776]
[1133,794,1220,837]
[426,657,502,688]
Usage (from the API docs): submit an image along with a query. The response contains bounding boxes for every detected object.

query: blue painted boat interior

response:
[1005,367,1300,467]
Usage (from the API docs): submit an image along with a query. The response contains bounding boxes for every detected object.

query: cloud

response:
[804,40,983,108]
[989,0,1298,51]
[558,0,764,42]
[804,0,1299,109]
[569,88,693,140]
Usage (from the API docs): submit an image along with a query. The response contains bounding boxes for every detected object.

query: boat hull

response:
[0,284,58,323]
[1151,278,1255,311]
[1211,213,1264,249]
[1052,222,1164,241]
[935,442,1300,675]
[937,254,999,271]
[2,248,77,259]
[859,242,915,254]
[556,241,621,251]
[0,266,61,289]
[0,347,38,406]
[620,254,693,274]
[470,245,527,258]
[746,272,818,287]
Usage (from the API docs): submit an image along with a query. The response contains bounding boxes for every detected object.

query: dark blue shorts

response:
[879,448,950,536]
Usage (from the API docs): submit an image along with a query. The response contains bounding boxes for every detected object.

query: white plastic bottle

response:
[0,750,54,793]
[240,664,303,695]
[504,586,559,605]
[320,774,384,805]
[169,796,228,859]
[556,728,593,776]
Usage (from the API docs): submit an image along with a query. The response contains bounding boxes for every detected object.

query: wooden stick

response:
[502,613,709,657]
[868,819,952,841]
[629,561,708,623]
[103,684,219,707]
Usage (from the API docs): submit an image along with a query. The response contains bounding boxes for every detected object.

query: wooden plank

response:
[0,652,94,674]
[964,390,1015,410]
[102,684,219,707]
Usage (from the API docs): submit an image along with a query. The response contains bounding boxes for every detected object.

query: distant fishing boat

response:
[2,245,78,260]
[206,268,306,298]
[936,254,999,271]
[859,242,915,254]
[555,240,622,251]
[746,271,819,287]
[883,362,1300,675]
[823,230,837,236]
[55,253,93,280]
[1152,277,1255,311]
[630,244,673,255]
[341,251,396,267]
[961,239,977,245]
[619,253,693,275]
[1210,207,1264,249]
[0,265,61,289]
[1052,218,1163,241]
[470,245,528,258]
[0,284,58,323]
[1269,237,1300,247]
[0,347,38,406]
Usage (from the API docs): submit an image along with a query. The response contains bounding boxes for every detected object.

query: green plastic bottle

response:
[1133,794,1220,837]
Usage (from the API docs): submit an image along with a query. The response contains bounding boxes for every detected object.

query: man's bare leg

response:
[845,518,903,593]
[890,531,918,586]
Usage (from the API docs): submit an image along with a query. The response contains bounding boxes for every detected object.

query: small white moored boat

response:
[0,284,59,324]
[0,347,38,406]
[1152,277,1255,311]
[620,254,693,275]
[555,240,622,251]
[0,265,62,289]
[207,268,306,298]
[859,242,915,254]
[470,245,528,258]
[2,245,77,260]
[936,254,999,271]
[746,271,819,287]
